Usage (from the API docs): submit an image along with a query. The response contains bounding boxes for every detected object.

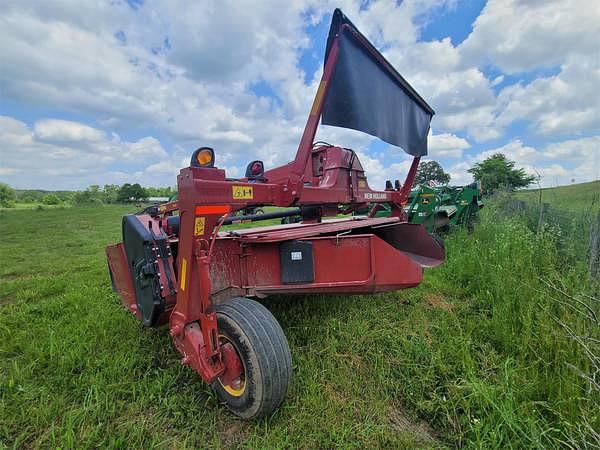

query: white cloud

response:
[476,140,539,166]
[0,6,165,123]
[34,119,105,144]
[446,161,473,186]
[121,136,169,162]
[460,0,600,74]
[0,116,171,189]
[428,131,470,158]
[459,0,600,138]
[497,56,600,136]
[544,135,600,162]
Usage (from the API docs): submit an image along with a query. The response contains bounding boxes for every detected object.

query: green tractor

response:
[359,182,483,233]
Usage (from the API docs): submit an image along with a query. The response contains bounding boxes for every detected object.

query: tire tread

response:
[214,298,291,418]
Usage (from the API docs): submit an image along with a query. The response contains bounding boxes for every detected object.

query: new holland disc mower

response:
[106,9,444,419]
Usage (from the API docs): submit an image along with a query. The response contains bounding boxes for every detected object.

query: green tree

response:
[41,194,60,205]
[19,191,36,203]
[72,186,104,205]
[130,183,147,200]
[17,190,45,203]
[468,153,536,192]
[145,186,174,197]
[414,160,451,185]
[102,184,120,204]
[117,183,132,202]
[117,183,147,202]
[0,183,16,207]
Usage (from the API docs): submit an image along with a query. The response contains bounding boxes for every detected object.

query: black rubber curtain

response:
[321,9,434,157]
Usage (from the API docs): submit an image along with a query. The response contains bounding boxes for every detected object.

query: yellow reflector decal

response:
[194,217,206,235]
[311,80,327,116]
[232,185,253,200]
[180,258,187,291]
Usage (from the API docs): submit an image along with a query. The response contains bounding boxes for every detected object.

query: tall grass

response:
[420,197,599,447]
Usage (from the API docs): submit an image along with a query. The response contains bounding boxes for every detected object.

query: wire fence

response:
[493,190,599,447]
[495,191,600,279]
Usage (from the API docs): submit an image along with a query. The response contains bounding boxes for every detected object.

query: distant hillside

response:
[514,180,599,211]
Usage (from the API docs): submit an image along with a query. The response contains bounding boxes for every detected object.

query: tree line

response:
[0,183,175,207]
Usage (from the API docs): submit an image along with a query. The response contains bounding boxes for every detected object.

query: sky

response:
[0,0,598,191]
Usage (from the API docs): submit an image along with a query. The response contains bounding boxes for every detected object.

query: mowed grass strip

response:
[1,190,598,448]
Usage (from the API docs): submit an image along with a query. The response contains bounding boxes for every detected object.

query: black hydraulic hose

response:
[223,208,301,225]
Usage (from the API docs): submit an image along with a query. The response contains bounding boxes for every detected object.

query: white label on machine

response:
[364,192,387,200]
[291,251,303,261]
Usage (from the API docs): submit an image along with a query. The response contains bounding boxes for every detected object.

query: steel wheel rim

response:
[218,334,246,397]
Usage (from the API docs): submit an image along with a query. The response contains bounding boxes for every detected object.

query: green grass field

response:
[514,180,600,211]
[1,184,598,448]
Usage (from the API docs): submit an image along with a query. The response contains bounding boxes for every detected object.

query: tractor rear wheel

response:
[212,298,292,419]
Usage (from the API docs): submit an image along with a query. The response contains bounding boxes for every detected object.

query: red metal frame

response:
[106,30,440,386]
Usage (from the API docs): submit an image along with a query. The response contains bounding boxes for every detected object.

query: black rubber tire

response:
[212,298,292,419]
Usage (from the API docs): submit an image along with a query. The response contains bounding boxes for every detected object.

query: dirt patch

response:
[424,293,453,312]
[217,419,248,448]
[0,272,26,281]
[389,407,438,446]
[323,380,352,405]
[0,295,16,306]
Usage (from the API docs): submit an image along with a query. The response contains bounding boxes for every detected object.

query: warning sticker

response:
[310,80,327,115]
[180,258,187,291]
[194,217,206,235]
[232,185,253,200]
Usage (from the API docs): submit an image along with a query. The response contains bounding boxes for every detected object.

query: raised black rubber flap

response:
[322,9,434,156]
[122,215,167,326]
